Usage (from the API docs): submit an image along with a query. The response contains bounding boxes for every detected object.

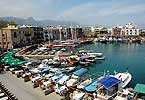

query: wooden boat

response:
[67,57,79,66]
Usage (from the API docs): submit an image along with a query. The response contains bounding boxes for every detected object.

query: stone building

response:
[0,25,38,49]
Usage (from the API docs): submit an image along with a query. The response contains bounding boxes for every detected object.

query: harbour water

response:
[76,42,145,88]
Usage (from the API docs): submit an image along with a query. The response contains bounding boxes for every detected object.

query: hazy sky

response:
[0,0,145,27]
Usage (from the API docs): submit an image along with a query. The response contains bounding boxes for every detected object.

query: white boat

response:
[77,78,93,89]
[78,50,105,60]
[51,71,64,82]
[31,75,41,83]
[57,75,70,85]
[55,85,68,95]
[43,80,51,89]
[66,78,78,87]
[114,72,132,89]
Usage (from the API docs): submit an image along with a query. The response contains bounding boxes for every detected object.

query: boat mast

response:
[59,26,62,41]
[71,23,73,40]
[75,26,77,40]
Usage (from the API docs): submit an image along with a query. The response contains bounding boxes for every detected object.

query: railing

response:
[0,82,18,100]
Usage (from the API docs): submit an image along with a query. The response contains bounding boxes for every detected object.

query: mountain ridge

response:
[0,17,78,26]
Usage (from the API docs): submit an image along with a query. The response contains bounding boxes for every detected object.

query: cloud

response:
[60,1,145,26]
[0,0,63,19]
[0,0,145,27]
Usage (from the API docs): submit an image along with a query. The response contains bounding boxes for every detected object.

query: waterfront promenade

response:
[0,72,61,100]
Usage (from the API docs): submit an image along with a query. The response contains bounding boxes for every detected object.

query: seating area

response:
[0,82,18,100]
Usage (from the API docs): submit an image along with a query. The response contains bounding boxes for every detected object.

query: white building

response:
[123,23,139,36]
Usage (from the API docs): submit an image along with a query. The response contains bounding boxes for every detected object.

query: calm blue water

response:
[76,42,145,88]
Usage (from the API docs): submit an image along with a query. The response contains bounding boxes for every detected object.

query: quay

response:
[0,72,61,100]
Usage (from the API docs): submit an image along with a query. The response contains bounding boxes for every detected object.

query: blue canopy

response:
[84,80,98,92]
[97,76,121,89]
[73,68,88,77]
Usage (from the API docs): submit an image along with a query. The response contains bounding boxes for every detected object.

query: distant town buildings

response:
[0,22,143,50]
[46,25,84,40]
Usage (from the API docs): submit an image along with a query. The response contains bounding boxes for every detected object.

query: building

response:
[0,25,43,50]
[82,26,92,37]
[123,23,139,36]
[46,25,84,40]
[112,26,123,36]
[0,25,32,49]
[30,26,44,43]
[139,29,145,36]
[91,27,111,38]
[112,23,140,37]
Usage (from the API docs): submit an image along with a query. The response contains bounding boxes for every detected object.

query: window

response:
[130,30,132,35]
[14,32,17,38]
[127,30,128,33]
[135,30,137,34]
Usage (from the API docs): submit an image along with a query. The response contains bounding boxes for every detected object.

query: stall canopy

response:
[134,84,145,94]
[97,76,121,89]
[0,50,26,67]
[73,68,88,77]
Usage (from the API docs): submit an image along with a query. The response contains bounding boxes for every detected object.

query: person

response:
[83,93,89,100]
[93,92,97,98]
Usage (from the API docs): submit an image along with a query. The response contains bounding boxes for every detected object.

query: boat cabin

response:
[96,76,121,100]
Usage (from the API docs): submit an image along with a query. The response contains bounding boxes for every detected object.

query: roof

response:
[97,76,121,89]
[134,84,145,94]
[73,68,88,77]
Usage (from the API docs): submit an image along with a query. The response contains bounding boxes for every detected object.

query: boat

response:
[78,50,105,60]
[77,78,93,89]
[114,71,132,88]
[55,85,68,95]
[72,68,88,78]
[95,76,122,99]
[67,55,79,66]
[60,67,76,73]
[89,53,105,60]
[114,88,134,100]
[66,78,78,87]
[79,56,91,66]
[66,68,88,87]
[42,80,51,90]
[84,80,98,92]
[79,61,90,66]
[85,56,96,63]
[31,75,41,83]
[57,75,70,85]
[51,71,64,82]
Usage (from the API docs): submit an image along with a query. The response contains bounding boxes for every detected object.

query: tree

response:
[0,20,17,29]
[0,20,8,29]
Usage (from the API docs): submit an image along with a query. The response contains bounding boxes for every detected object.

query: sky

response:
[0,0,145,27]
